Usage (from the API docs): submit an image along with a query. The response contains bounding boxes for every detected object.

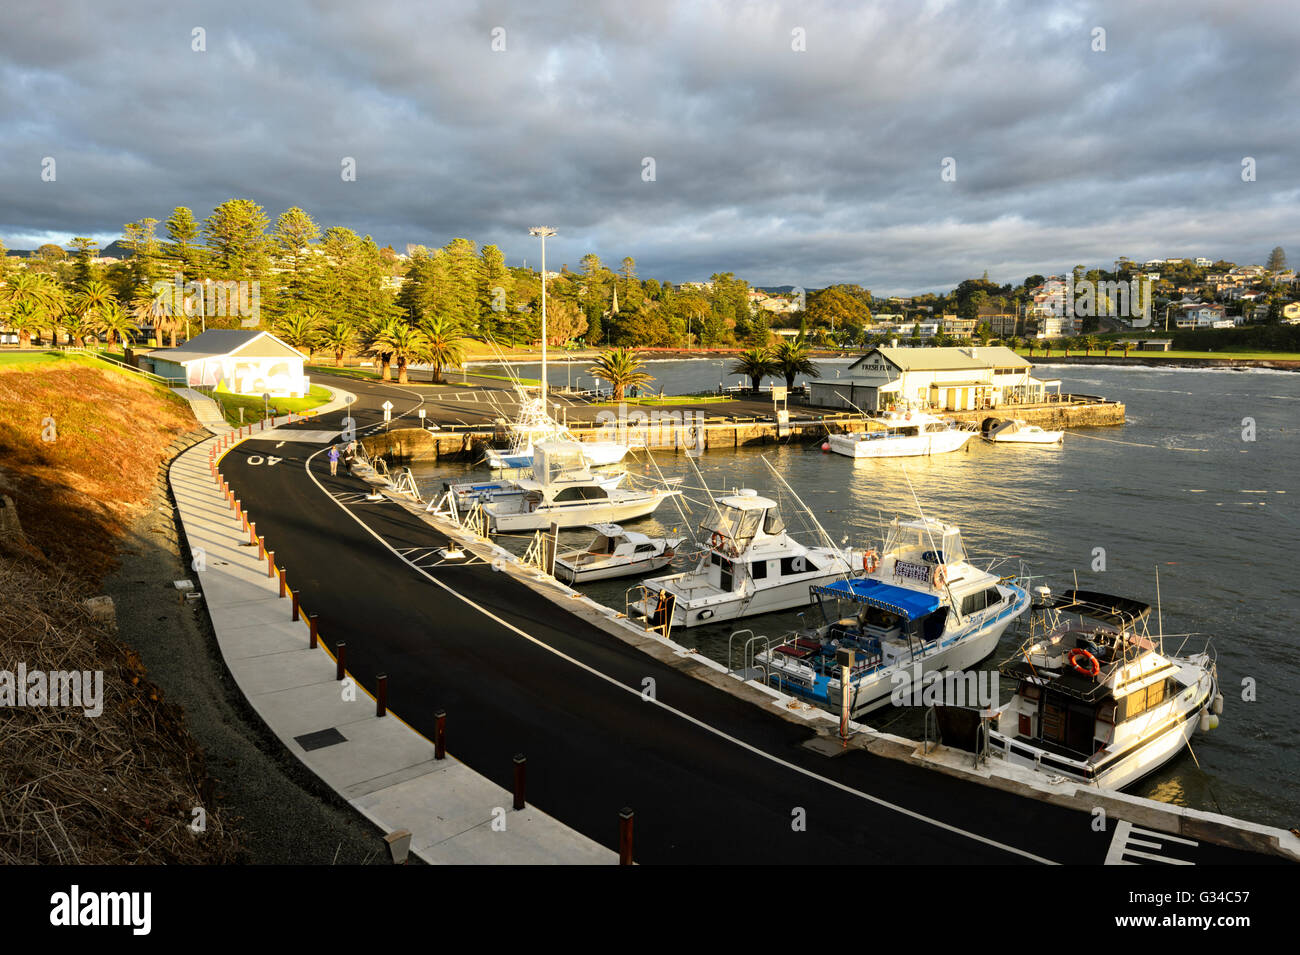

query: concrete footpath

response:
[169,390,614,864]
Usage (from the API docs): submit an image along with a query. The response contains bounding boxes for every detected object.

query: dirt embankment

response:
[0,361,241,863]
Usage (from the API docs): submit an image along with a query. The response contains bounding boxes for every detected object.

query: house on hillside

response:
[142,329,309,397]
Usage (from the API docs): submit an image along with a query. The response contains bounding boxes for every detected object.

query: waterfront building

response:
[807,345,1057,413]
[142,329,310,396]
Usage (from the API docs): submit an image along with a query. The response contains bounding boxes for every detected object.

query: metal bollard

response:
[308,613,318,648]
[619,808,634,865]
[335,642,346,681]
[513,754,526,811]
[434,710,446,759]
[376,674,388,717]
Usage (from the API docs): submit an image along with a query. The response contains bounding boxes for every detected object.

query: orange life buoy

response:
[710,531,724,550]
[932,564,947,589]
[863,549,879,574]
[1068,648,1100,678]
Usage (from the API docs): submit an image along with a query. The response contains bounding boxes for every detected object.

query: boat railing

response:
[923,705,939,754]
[390,467,423,501]
[625,583,672,642]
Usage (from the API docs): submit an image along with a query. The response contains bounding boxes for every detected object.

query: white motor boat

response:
[635,489,861,629]
[985,418,1064,445]
[482,441,678,533]
[827,410,976,458]
[555,524,688,584]
[751,516,1030,716]
[486,396,629,469]
[984,588,1220,791]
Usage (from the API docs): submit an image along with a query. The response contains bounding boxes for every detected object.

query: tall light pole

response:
[529,226,556,403]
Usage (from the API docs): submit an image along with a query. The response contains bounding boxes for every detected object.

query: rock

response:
[83,595,118,628]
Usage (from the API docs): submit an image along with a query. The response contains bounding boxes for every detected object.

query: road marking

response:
[1105,820,1198,865]
[298,435,1058,865]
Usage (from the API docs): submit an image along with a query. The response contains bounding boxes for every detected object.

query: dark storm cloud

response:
[1,0,1296,294]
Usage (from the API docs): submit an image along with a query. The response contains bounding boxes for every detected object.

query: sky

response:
[1,0,1296,295]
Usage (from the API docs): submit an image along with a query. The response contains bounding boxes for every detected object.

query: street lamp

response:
[529,227,556,403]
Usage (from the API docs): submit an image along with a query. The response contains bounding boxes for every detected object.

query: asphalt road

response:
[216,374,1283,865]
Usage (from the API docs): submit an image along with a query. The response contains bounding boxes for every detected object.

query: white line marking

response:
[296,429,1058,865]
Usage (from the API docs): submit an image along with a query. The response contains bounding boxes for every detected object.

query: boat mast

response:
[530,226,556,407]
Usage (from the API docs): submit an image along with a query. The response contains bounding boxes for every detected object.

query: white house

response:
[143,330,310,397]
[807,346,1056,413]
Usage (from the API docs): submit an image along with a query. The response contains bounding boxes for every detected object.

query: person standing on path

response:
[328,445,340,476]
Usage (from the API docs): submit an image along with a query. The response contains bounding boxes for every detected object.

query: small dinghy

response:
[554,524,688,584]
[985,418,1064,445]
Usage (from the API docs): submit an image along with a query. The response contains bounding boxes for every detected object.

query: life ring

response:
[862,549,879,574]
[1068,648,1100,678]
[710,531,724,550]
[932,564,946,589]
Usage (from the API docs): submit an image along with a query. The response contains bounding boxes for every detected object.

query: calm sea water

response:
[415,362,1300,828]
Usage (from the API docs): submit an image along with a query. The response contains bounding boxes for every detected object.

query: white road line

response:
[297,432,1058,865]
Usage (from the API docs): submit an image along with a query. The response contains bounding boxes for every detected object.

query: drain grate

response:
[294,727,348,752]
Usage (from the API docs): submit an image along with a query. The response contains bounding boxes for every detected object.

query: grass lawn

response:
[211,384,333,426]
[1017,348,1300,361]
[590,393,735,407]
[0,350,73,367]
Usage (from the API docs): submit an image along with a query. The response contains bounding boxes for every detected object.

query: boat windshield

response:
[703,504,764,547]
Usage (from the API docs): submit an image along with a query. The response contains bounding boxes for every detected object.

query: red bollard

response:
[266,550,275,578]
[434,710,446,760]
[335,642,346,681]
[308,613,318,648]
[376,674,388,718]
[278,567,287,598]
[513,754,526,811]
[257,535,265,560]
[619,808,635,865]
[291,590,300,621]
[249,521,257,546]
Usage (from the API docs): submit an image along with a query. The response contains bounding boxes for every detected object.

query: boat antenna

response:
[897,462,964,626]
[1155,564,1164,654]
[760,455,852,583]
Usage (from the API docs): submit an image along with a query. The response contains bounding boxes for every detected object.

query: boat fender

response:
[710,531,724,550]
[1199,710,1211,733]
[1209,714,1219,730]
[863,549,879,574]
[1067,647,1100,678]
[932,564,947,590]
[1213,694,1223,716]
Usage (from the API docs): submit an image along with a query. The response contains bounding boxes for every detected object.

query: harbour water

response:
[414,361,1300,829]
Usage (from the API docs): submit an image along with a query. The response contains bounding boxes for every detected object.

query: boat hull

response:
[828,429,976,458]
[487,494,670,533]
[638,562,852,628]
[556,552,676,584]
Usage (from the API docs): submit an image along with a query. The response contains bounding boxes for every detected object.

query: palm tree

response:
[419,314,467,384]
[96,301,139,349]
[132,284,176,346]
[34,276,67,346]
[322,321,357,367]
[363,316,404,380]
[730,346,776,392]
[384,322,429,384]
[1122,340,1133,358]
[62,313,94,348]
[772,339,820,390]
[1082,335,1099,356]
[275,309,325,358]
[76,280,117,339]
[6,300,43,349]
[589,347,654,401]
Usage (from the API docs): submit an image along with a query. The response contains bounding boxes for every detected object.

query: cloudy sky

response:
[2,0,1296,294]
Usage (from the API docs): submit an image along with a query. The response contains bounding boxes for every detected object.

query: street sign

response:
[382,400,393,422]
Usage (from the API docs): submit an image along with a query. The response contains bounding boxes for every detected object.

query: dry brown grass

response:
[0,360,195,580]
[0,357,242,863]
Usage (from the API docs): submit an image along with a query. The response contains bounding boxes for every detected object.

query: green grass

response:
[0,351,70,367]
[210,384,333,426]
[590,393,735,407]
[1017,348,1300,361]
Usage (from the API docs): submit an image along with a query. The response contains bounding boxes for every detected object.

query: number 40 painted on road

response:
[245,455,282,467]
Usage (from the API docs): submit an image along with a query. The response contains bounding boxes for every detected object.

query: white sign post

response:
[382,400,393,431]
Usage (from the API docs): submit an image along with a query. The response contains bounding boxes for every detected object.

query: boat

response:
[554,524,688,584]
[635,488,861,629]
[750,516,1030,715]
[827,410,976,458]
[482,441,679,533]
[984,418,1064,445]
[982,588,1220,790]
[445,470,624,511]
[486,396,629,469]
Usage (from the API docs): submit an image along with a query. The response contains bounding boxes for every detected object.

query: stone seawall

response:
[363,397,1125,463]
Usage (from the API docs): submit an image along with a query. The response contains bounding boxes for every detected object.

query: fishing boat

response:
[984,418,1064,445]
[749,516,1029,715]
[827,410,976,458]
[486,396,629,469]
[554,524,688,584]
[982,588,1220,790]
[444,470,624,511]
[635,489,860,629]
[482,441,678,533]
